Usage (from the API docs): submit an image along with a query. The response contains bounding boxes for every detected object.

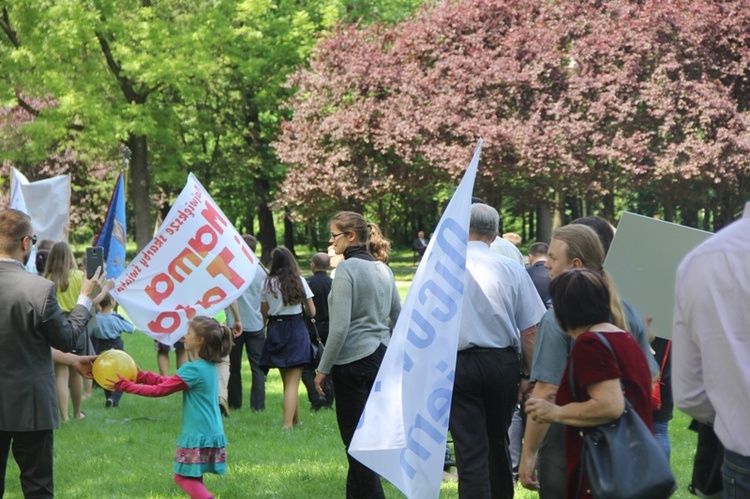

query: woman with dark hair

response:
[259,246,315,430]
[314,211,401,498]
[525,269,653,499]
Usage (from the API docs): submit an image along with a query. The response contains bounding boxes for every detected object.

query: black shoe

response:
[311,397,328,411]
[105,398,114,409]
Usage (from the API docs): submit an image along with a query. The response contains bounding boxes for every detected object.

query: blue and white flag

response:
[348,139,483,499]
[95,172,127,279]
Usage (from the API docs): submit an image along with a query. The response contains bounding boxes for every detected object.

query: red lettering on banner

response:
[201,201,228,235]
[148,311,181,334]
[198,286,227,308]
[168,247,202,283]
[176,303,197,320]
[187,224,218,257]
[145,273,175,305]
[206,247,246,290]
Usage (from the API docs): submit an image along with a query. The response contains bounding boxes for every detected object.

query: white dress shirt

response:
[458,241,546,351]
[489,237,525,266]
[673,201,750,456]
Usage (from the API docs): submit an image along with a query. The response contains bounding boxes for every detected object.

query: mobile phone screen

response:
[86,246,104,279]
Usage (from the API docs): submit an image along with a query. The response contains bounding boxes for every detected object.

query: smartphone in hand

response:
[85,246,104,279]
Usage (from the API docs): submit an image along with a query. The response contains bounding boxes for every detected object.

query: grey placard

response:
[605,212,712,340]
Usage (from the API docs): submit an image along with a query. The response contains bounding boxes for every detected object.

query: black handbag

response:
[571,332,676,499]
[309,318,325,370]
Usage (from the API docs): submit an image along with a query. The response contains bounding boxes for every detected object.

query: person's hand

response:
[92,279,115,305]
[518,378,534,403]
[314,372,327,396]
[112,375,132,393]
[232,320,242,337]
[81,266,104,299]
[519,452,540,491]
[71,355,97,379]
[525,397,559,424]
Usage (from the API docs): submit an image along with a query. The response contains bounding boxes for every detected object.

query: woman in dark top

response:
[525,269,653,499]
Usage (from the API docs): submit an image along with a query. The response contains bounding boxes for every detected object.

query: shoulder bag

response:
[570,332,676,499]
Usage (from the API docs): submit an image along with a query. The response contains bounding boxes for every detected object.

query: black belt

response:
[458,346,516,354]
[268,313,303,322]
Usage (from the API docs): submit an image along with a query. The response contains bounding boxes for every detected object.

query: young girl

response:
[46,241,87,421]
[259,246,316,430]
[113,316,232,499]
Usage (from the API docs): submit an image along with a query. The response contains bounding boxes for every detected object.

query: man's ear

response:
[571,258,584,269]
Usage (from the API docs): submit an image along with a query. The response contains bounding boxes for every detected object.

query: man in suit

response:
[302,252,335,410]
[526,242,551,304]
[0,209,110,498]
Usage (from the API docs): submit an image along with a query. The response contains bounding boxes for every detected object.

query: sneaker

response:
[105,398,114,409]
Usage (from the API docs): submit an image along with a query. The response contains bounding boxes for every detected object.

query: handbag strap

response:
[310,317,323,345]
[659,340,671,376]
[568,331,622,401]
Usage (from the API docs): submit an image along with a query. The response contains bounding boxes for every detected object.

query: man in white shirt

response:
[450,203,546,498]
[673,201,750,497]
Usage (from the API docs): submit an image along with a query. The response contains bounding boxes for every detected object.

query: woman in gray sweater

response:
[314,211,401,498]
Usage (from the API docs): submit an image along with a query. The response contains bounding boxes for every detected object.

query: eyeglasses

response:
[21,234,38,246]
[330,232,345,239]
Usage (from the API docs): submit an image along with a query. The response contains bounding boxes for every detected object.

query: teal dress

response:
[174,359,227,477]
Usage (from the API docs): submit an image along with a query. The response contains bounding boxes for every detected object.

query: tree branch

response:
[0,6,21,48]
[95,30,146,104]
[15,94,39,117]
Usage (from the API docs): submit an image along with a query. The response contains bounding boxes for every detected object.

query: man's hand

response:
[518,378,534,403]
[71,355,97,379]
[81,267,109,303]
[519,452,540,491]
[232,320,242,337]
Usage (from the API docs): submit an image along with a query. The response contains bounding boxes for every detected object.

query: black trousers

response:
[449,348,520,499]
[0,429,54,498]
[331,344,386,499]
[228,329,266,410]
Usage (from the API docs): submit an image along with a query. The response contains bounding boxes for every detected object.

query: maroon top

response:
[555,330,653,499]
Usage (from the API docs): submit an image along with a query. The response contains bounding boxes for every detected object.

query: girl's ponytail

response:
[367,222,391,263]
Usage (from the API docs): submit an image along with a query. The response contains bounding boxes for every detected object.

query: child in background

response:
[114,316,232,499]
[46,241,88,421]
[91,294,135,408]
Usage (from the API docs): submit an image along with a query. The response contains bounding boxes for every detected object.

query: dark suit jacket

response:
[526,261,551,302]
[0,261,92,431]
[306,271,332,343]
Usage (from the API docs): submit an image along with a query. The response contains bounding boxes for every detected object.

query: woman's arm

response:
[261,301,269,323]
[525,378,625,427]
[304,297,316,319]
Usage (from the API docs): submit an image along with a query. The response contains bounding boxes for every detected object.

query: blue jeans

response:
[723,449,750,499]
[653,421,671,464]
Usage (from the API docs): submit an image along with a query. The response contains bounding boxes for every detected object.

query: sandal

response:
[74,411,86,420]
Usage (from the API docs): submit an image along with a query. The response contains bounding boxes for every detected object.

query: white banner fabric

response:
[348,139,483,499]
[10,168,70,242]
[111,173,258,345]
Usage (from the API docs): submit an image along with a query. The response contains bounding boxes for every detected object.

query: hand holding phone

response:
[86,246,104,279]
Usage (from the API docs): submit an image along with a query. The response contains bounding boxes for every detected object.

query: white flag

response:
[111,173,259,345]
[9,167,70,242]
[348,139,483,499]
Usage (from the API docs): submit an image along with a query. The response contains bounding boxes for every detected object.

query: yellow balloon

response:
[93,350,137,390]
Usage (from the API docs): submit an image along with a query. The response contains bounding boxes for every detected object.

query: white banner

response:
[348,139,482,499]
[10,167,70,242]
[111,174,258,345]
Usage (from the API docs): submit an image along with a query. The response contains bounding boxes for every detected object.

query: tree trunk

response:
[537,203,553,243]
[257,201,276,265]
[127,134,152,251]
[552,187,565,232]
[284,214,295,255]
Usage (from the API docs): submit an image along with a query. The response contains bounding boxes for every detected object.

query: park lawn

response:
[5,247,698,498]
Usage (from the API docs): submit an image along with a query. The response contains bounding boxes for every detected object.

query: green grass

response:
[4,250,699,498]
